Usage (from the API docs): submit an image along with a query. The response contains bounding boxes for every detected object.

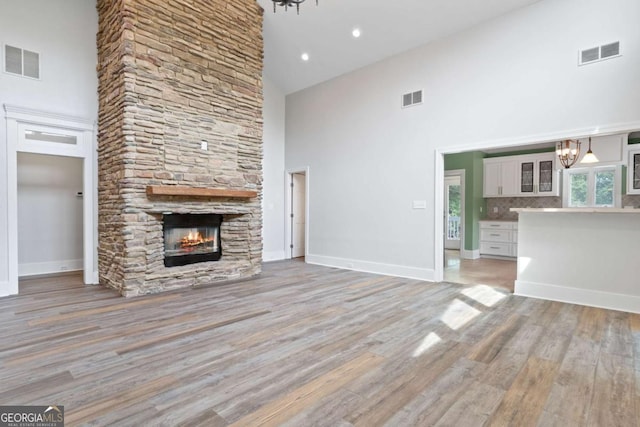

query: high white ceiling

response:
[258,0,542,94]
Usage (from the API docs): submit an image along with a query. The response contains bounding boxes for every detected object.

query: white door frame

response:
[3,105,97,296]
[444,170,465,252]
[284,167,310,259]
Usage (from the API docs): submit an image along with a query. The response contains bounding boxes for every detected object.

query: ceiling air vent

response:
[4,44,40,79]
[579,41,621,66]
[402,90,423,108]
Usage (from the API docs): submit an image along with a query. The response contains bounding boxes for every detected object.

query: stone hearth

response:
[96,0,264,296]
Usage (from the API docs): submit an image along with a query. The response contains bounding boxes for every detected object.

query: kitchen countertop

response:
[511,208,640,214]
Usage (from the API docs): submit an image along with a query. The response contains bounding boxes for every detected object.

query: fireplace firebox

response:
[163,214,222,267]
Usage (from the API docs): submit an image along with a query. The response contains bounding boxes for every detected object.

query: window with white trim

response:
[562,165,621,208]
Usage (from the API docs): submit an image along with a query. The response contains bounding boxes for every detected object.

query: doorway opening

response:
[444,173,462,251]
[289,171,307,259]
[3,106,97,297]
[17,153,84,280]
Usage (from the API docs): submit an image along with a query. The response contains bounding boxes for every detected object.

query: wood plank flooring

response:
[1,260,638,426]
[444,250,517,292]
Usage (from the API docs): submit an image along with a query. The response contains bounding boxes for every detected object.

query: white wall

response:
[17,153,83,276]
[0,1,98,289]
[285,0,640,280]
[515,211,640,313]
[262,77,286,261]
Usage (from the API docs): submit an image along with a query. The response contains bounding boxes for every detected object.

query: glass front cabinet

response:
[518,153,558,196]
[627,148,640,195]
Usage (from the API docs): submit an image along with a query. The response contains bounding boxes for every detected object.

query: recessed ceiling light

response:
[352,28,361,38]
[301,53,310,61]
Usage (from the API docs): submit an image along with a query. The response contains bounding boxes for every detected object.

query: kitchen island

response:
[511,208,640,313]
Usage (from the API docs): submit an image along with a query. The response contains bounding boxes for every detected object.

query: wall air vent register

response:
[579,41,620,66]
[402,90,423,108]
[4,44,40,79]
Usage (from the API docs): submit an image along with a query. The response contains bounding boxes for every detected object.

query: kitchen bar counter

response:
[512,208,640,313]
[512,207,640,214]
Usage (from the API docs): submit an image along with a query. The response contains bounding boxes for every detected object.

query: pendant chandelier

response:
[581,137,599,164]
[556,139,581,169]
[272,0,318,14]
[556,137,599,168]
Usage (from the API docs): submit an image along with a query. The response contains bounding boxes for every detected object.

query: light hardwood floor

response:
[444,250,517,292]
[1,260,638,426]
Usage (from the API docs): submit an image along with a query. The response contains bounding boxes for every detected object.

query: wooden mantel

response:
[146,185,257,199]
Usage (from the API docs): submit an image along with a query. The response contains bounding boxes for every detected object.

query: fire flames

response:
[180,231,214,249]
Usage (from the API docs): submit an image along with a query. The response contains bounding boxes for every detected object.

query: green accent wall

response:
[445,152,486,251]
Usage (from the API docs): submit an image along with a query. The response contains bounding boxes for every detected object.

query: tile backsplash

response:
[622,195,640,208]
[485,197,562,220]
[486,195,640,220]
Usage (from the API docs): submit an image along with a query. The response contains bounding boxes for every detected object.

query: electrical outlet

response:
[493,207,499,213]
[200,140,208,151]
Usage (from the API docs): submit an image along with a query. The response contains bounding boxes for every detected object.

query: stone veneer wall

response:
[97,0,264,296]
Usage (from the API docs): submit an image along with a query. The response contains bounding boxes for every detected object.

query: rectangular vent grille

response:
[601,42,620,58]
[402,90,423,108]
[4,44,40,79]
[579,41,620,65]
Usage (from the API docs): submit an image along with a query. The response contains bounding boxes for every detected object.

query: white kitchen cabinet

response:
[627,148,640,195]
[484,153,559,198]
[483,158,518,197]
[517,153,559,197]
[479,221,517,258]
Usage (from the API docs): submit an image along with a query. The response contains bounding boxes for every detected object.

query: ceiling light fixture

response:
[301,53,310,61]
[556,139,581,169]
[352,28,361,38]
[272,0,318,15]
[580,137,599,164]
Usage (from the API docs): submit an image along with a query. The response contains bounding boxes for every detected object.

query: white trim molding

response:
[19,259,83,277]
[515,280,640,314]
[284,166,310,260]
[306,253,435,282]
[460,249,480,260]
[263,250,286,262]
[3,104,98,297]
[0,281,9,298]
[4,104,94,129]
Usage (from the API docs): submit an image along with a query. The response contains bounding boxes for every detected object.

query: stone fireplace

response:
[96,0,264,296]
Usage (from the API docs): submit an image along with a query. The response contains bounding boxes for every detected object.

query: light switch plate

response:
[412,200,427,209]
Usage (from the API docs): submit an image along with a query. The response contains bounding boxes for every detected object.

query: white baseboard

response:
[263,250,286,262]
[18,259,83,277]
[306,254,435,282]
[515,280,640,314]
[461,249,480,260]
[0,281,13,298]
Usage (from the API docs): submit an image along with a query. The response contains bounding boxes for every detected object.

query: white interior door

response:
[444,175,461,250]
[291,173,306,258]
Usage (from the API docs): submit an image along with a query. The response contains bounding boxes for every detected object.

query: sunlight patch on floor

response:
[440,298,481,330]
[461,284,507,307]
[412,332,442,357]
